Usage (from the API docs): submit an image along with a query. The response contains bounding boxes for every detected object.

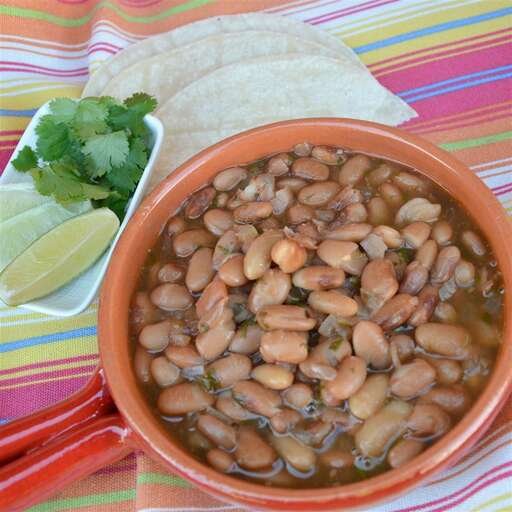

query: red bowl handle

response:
[0,366,134,511]
[0,413,133,512]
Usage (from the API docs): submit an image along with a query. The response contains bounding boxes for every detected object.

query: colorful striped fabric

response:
[1,0,511,510]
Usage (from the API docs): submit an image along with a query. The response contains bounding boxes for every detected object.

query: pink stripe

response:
[87,43,121,55]
[393,461,512,512]
[0,130,23,136]
[0,61,89,73]
[94,460,138,477]
[0,150,13,174]
[0,354,98,377]
[308,0,398,25]
[1,68,89,77]
[495,186,512,197]
[0,141,16,148]
[410,111,511,135]
[369,28,512,69]
[0,364,97,388]
[304,0,395,23]
[0,374,91,419]
[379,42,512,93]
[492,182,512,192]
[374,34,512,77]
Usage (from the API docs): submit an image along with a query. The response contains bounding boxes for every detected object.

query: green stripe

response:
[440,130,512,151]
[0,0,213,26]
[137,471,190,487]
[27,489,136,512]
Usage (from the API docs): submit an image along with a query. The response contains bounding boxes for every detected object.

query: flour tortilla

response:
[102,31,342,104]
[82,13,362,97]
[151,54,417,189]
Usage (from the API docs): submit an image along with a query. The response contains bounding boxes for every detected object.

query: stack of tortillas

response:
[83,13,417,190]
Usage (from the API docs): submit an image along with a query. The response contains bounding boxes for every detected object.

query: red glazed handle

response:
[0,367,134,511]
[0,414,133,512]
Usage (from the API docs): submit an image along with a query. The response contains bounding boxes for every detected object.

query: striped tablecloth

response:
[1,1,511,511]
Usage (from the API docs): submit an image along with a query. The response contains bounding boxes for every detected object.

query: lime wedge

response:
[0,207,119,305]
[0,198,91,272]
[0,183,52,222]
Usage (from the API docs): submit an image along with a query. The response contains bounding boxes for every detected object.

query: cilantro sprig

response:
[12,94,157,220]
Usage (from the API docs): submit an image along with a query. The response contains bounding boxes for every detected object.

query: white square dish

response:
[0,100,164,317]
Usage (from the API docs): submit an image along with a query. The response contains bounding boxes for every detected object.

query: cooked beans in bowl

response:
[130,143,503,488]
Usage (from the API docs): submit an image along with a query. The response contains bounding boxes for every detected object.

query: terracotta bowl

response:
[1,119,511,512]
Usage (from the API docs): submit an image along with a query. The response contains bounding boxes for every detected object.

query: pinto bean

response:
[360,233,387,260]
[229,323,263,355]
[299,359,337,381]
[277,177,307,193]
[257,305,316,331]
[150,284,193,311]
[207,449,235,473]
[185,247,214,292]
[292,157,329,181]
[134,346,154,384]
[402,222,431,249]
[325,223,373,242]
[337,154,371,185]
[216,394,254,421]
[158,262,185,284]
[327,186,363,211]
[158,382,214,416]
[195,319,235,360]
[233,380,282,417]
[271,187,294,215]
[294,420,332,446]
[415,240,438,271]
[407,403,451,439]
[244,229,283,280]
[360,258,398,312]
[130,291,158,333]
[454,260,475,288]
[294,142,313,157]
[461,230,486,257]
[212,230,240,270]
[260,330,308,364]
[287,203,314,224]
[317,240,367,276]
[388,439,424,468]
[215,193,229,208]
[400,261,429,295]
[367,197,391,225]
[324,356,367,403]
[428,358,462,385]
[218,254,248,287]
[283,383,313,409]
[297,181,340,207]
[234,202,273,223]
[320,450,354,469]
[197,414,236,450]
[372,225,402,248]
[352,321,390,369]
[270,408,302,433]
[185,187,215,219]
[271,239,307,274]
[195,279,227,319]
[139,320,174,351]
[393,172,429,195]
[342,202,368,224]
[355,400,412,457]
[367,162,395,187]
[167,217,186,238]
[379,182,404,208]
[431,246,461,284]
[239,174,275,202]
[236,427,277,470]
[349,374,389,420]
[308,290,358,317]
[310,338,352,367]
[272,435,316,472]
[389,334,415,366]
[165,345,203,368]
[312,145,345,165]
[395,198,441,225]
[213,167,247,191]
[151,356,180,388]
[203,209,234,236]
[419,386,471,416]
[408,285,439,327]
[371,294,419,330]
[252,364,294,390]
[415,323,471,359]
[292,265,346,290]
[173,229,216,258]
[268,153,292,175]
[207,354,252,388]
[390,359,436,399]
[431,220,452,246]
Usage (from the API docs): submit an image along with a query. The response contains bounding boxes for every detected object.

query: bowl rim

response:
[99,118,512,510]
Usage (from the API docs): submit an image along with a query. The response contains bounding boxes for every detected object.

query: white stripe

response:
[471,157,512,170]
[139,507,239,512]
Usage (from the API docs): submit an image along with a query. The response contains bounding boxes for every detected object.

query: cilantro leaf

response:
[48,98,78,123]
[35,116,70,160]
[83,131,129,177]
[12,146,38,171]
[124,92,157,115]
[73,98,108,139]
[106,138,147,194]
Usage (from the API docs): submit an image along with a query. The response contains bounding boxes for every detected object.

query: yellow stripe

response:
[471,492,512,511]
[0,81,80,94]
[0,117,31,131]
[0,87,81,109]
[0,335,98,369]
[0,356,98,382]
[0,370,95,390]
[0,303,98,325]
